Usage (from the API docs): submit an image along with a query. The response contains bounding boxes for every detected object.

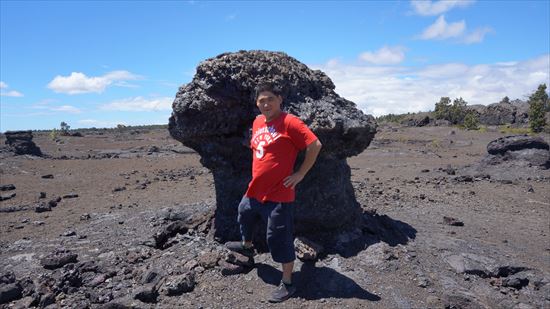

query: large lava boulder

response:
[487,135,549,155]
[479,102,517,125]
[465,104,487,118]
[400,113,431,127]
[4,131,42,156]
[511,100,530,125]
[483,135,550,168]
[169,50,377,244]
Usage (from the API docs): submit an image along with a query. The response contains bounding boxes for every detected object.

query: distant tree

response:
[434,97,451,120]
[500,96,510,104]
[529,84,549,132]
[463,112,479,130]
[449,97,467,124]
[60,121,70,134]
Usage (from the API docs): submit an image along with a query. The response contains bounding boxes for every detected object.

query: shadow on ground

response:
[324,211,417,258]
[257,262,381,301]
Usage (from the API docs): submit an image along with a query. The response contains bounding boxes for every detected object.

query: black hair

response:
[254,82,283,101]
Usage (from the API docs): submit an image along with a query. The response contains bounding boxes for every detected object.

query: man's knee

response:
[237,196,254,224]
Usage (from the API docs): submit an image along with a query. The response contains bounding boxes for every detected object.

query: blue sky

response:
[1,0,549,131]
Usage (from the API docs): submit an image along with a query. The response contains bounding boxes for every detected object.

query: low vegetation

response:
[376,113,413,124]
[498,125,533,135]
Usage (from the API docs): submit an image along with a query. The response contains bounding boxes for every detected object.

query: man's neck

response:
[265,111,282,122]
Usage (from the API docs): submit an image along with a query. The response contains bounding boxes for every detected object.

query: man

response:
[226,83,322,302]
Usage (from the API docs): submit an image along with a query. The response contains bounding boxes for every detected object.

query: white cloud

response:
[411,0,475,16]
[462,26,493,44]
[225,14,237,21]
[312,54,550,117]
[30,100,81,114]
[78,119,122,128]
[418,15,492,44]
[50,105,82,113]
[359,46,406,65]
[47,70,141,94]
[0,81,24,97]
[1,91,24,97]
[420,15,465,40]
[100,96,173,112]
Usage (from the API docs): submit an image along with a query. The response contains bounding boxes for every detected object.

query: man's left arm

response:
[283,139,322,189]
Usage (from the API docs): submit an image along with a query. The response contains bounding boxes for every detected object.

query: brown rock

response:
[218,260,245,276]
[294,237,324,261]
[197,252,220,269]
[443,216,464,226]
[225,252,254,267]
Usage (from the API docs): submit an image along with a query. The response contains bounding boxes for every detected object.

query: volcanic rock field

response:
[1,124,549,309]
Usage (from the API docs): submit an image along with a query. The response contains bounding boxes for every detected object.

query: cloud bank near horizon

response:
[313,53,550,117]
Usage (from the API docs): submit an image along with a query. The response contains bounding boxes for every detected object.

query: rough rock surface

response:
[3,131,43,156]
[168,50,377,245]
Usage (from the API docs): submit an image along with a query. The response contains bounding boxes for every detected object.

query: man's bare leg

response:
[282,261,294,284]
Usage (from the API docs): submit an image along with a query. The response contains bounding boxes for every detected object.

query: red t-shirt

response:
[245,112,318,203]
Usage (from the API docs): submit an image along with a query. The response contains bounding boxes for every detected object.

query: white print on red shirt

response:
[251,125,281,159]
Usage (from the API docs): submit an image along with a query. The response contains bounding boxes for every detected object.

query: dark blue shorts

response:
[237,196,295,264]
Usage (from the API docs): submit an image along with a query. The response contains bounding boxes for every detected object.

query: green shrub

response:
[463,112,479,130]
[49,128,59,140]
[434,96,467,125]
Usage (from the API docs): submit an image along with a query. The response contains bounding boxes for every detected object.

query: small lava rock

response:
[0,184,16,191]
[34,202,51,213]
[443,216,464,226]
[40,249,78,269]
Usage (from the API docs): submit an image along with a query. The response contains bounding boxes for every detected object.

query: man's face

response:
[256,90,282,121]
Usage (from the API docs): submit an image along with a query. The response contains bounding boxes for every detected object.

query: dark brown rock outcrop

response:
[4,131,42,156]
[168,50,377,245]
